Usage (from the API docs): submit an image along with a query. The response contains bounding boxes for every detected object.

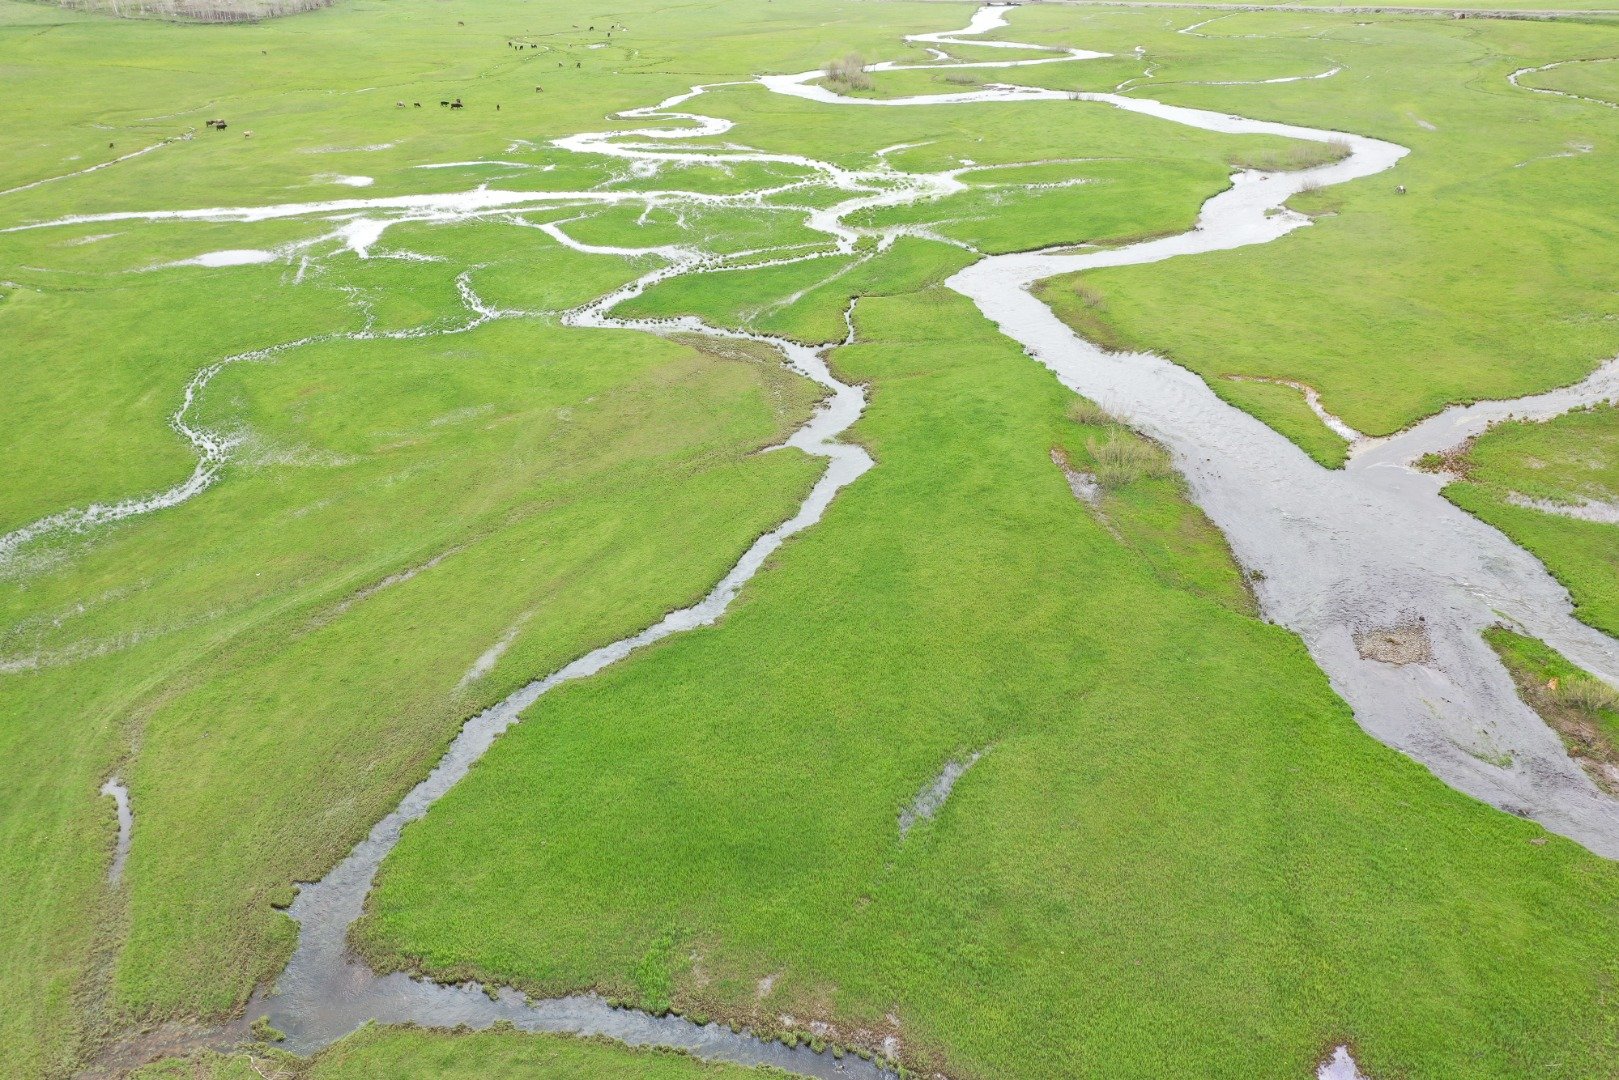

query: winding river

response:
[11,5,1619,1076]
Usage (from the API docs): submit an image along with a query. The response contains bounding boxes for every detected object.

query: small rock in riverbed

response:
[1354,620,1434,666]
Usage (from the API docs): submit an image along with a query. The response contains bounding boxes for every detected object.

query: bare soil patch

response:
[1354,620,1434,665]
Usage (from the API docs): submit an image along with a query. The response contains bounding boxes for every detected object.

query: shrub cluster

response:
[825,53,874,92]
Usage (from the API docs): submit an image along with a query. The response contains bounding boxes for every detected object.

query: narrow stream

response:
[17,4,1619,1074]
[99,777,132,886]
[252,293,883,1073]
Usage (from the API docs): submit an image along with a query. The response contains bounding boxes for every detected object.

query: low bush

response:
[825,54,874,92]
[1067,398,1116,428]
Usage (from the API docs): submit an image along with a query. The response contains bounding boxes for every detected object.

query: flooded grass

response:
[1445,405,1619,636]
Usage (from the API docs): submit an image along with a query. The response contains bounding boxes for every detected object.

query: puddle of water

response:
[900,750,984,837]
[100,778,132,885]
[1506,493,1619,525]
[169,249,279,268]
[1318,1045,1369,1080]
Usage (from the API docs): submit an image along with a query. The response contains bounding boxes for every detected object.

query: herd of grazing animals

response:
[188,21,626,146]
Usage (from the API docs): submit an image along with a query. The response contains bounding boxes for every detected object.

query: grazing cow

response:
[535,85,543,92]
[451,100,464,110]
[108,142,115,149]
[217,121,228,130]
[414,102,421,108]
[395,100,405,108]
[440,100,450,107]
[243,131,253,138]
[496,104,501,111]
[1397,185,1406,194]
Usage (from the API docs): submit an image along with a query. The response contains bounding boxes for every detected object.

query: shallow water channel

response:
[15,4,1619,1074]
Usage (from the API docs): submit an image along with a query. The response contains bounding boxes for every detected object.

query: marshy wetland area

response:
[8,0,1619,1076]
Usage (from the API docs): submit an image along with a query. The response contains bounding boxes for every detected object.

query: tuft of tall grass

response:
[1228,138,1351,173]
[1071,280,1107,309]
[825,54,874,92]
[1086,431,1173,490]
[1067,398,1116,428]
[1555,677,1619,714]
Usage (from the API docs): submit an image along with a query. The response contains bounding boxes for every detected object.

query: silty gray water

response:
[99,778,132,885]
[258,9,1619,1066]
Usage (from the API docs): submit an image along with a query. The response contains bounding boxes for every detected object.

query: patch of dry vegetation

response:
[825,54,874,92]
[1086,430,1174,490]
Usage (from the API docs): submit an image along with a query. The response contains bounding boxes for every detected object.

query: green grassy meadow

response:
[359,285,1619,1080]
[1031,7,1619,440]
[5,0,1619,1076]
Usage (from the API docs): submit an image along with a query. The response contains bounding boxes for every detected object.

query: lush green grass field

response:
[2,0,947,1067]
[1028,8,1619,438]
[1520,54,1619,102]
[359,289,1619,1080]
[7,0,1619,1076]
